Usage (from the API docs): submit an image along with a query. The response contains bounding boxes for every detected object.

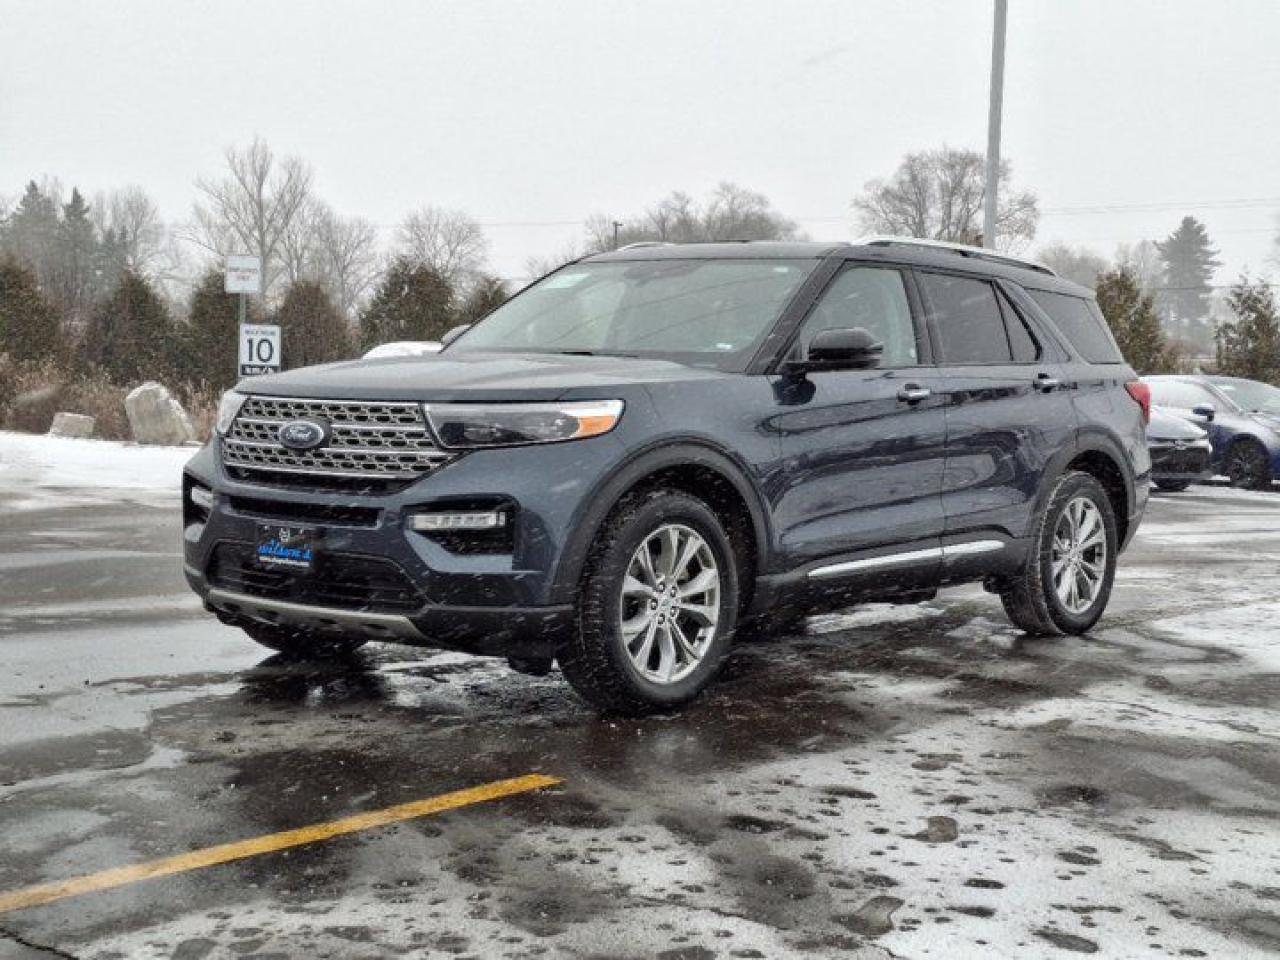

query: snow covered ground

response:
[0,430,195,512]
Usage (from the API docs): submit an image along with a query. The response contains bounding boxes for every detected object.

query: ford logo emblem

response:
[277,419,330,451]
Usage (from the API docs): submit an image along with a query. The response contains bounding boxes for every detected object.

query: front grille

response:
[207,542,424,614]
[223,396,454,489]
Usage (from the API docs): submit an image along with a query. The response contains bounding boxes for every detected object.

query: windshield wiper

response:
[545,349,640,358]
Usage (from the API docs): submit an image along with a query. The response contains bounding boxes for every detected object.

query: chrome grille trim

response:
[223,395,454,482]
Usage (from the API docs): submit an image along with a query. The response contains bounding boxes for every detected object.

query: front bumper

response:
[181,435,619,656]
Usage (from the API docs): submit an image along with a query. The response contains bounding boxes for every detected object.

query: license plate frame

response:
[254,524,320,571]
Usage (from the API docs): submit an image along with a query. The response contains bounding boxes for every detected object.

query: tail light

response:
[1125,381,1151,424]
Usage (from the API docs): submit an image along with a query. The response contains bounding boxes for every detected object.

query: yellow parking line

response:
[0,773,561,914]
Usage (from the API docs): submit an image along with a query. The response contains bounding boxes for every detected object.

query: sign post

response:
[225,255,280,378]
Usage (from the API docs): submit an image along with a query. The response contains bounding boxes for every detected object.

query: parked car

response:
[362,341,443,359]
[1146,407,1212,492]
[183,238,1150,713]
[1143,375,1280,489]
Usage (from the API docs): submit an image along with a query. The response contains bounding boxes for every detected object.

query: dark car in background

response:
[1146,407,1212,492]
[183,238,1150,712]
[1143,375,1280,489]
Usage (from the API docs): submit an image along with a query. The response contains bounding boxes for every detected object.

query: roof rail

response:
[853,235,1057,277]
[616,241,674,251]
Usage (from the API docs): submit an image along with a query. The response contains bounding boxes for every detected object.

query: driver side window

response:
[798,266,918,368]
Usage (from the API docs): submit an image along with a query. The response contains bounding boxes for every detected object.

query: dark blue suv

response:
[183,239,1150,712]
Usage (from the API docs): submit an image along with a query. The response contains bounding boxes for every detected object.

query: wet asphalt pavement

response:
[2,483,1280,959]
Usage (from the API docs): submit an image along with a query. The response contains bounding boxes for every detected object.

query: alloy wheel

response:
[619,523,721,684]
[1050,496,1108,615]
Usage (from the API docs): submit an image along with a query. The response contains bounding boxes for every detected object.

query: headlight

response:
[215,391,247,435]
[424,400,624,449]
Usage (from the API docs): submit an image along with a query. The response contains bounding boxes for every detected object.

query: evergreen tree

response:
[0,255,64,361]
[3,181,61,289]
[274,279,351,369]
[81,271,176,383]
[1216,275,1280,385]
[1095,267,1175,374]
[1156,216,1221,345]
[457,274,509,324]
[53,188,99,327]
[358,258,455,349]
[174,270,245,391]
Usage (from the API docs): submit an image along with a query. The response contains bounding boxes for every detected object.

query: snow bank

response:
[0,430,195,511]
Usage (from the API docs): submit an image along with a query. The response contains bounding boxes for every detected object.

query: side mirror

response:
[441,324,471,346]
[786,327,884,374]
[1191,403,1216,422]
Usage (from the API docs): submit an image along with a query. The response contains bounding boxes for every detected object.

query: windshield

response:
[449,259,817,371]
[1208,378,1280,414]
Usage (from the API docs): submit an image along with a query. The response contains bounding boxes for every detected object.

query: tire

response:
[241,623,367,659]
[999,471,1118,636]
[1226,439,1272,490]
[1154,478,1192,493]
[559,488,740,714]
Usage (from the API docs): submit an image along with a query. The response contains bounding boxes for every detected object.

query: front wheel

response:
[1000,471,1118,636]
[559,488,739,714]
[1226,440,1272,490]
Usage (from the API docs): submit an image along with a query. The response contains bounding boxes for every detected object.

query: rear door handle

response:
[897,384,931,404]
[1034,373,1061,393]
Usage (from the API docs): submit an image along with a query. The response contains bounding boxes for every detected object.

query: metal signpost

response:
[225,255,281,377]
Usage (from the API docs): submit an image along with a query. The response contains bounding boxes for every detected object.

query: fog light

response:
[409,510,506,532]
[190,485,214,510]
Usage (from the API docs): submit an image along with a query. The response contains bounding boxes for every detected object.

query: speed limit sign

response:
[239,323,281,376]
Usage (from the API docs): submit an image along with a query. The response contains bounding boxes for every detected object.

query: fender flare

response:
[548,439,774,606]
[1031,428,1138,530]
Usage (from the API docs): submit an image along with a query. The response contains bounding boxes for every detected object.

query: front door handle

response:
[1034,373,1061,393]
[897,384,932,404]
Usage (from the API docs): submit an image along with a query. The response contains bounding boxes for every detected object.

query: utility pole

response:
[612,221,623,250]
[983,0,1008,250]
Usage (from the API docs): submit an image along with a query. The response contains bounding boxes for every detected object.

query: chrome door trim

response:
[808,539,1004,580]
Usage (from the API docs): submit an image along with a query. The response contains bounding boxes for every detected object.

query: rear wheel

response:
[1154,478,1192,492]
[1226,439,1272,490]
[241,623,366,659]
[1000,471,1118,636]
[559,488,739,714]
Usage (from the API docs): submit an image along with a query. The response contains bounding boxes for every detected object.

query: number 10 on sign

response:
[239,324,281,377]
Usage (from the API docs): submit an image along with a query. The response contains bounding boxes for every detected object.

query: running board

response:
[807,540,1005,580]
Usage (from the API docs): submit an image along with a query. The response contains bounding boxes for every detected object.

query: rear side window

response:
[1000,292,1041,362]
[918,272,1021,364]
[1027,290,1123,363]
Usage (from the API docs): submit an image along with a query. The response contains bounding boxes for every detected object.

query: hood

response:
[235,350,730,403]
[1251,411,1280,433]
[1147,406,1208,441]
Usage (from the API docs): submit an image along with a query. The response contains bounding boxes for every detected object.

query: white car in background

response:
[361,341,442,359]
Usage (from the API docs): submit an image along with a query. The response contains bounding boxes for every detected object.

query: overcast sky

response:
[4,0,1278,282]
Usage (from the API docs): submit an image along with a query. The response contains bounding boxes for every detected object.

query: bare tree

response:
[586,183,799,252]
[313,206,380,318]
[523,241,582,282]
[397,207,488,288]
[1115,239,1165,295]
[190,137,313,300]
[1037,243,1110,289]
[853,146,1039,251]
[276,198,324,288]
[92,185,165,275]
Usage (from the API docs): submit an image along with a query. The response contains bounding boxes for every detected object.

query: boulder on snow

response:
[48,412,96,439]
[125,382,195,446]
